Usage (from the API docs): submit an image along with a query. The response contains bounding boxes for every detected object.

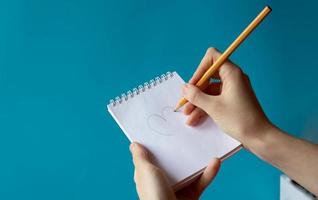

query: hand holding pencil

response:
[174,6,271,111]
[181,47,271,141]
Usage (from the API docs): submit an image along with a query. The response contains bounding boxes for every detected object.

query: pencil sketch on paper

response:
[147,106,180,136]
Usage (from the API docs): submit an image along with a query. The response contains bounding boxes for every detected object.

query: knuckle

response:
[233,66,242,74]
[207,47,217,53]
[207,47,220,54]
[230,66,243,78]
[189,89,199,104]
[206,47,218,56]
[206,47,221,61]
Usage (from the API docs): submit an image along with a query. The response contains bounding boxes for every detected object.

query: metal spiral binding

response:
[109,71,174,107]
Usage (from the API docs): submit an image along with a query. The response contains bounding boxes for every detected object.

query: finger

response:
[183,102,196,115]
[130,142,152,168]
[184,80,221,116]
[189,47,222,84]
[186,107,207,126]
[182,84,216,112]
[196,158,221,194]
[218,61,243,84]
[184,81,220,116]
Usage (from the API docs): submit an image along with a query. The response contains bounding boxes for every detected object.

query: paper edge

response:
[172,144,243,191]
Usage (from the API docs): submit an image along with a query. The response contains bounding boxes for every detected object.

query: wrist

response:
[239,121,278,152]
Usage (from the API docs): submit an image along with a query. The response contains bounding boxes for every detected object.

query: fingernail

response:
[213,157,221,164]
[182,84,189,95]
[130,143,137,152]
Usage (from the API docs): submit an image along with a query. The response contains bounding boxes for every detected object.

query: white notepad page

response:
[107,71,241,189]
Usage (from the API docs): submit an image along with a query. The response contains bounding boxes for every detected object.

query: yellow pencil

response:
[174,5,272,111]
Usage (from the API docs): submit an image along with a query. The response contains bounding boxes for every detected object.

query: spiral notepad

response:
[108,71,174,108]
[107,71,241,190]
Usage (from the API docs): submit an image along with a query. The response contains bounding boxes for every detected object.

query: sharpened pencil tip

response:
[174,104,181,112]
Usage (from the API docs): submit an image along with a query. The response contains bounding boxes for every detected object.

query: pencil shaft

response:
[197,6,271,87]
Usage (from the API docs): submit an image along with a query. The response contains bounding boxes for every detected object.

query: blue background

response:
[1,0,318,199]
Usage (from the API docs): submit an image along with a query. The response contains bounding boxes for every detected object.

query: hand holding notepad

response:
[107,71,241,190]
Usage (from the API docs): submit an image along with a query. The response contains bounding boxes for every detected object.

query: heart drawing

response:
[147,106,181,136]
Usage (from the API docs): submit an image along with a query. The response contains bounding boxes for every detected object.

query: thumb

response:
[182,84,216,112]
[196,158,221,195]
[130,142,152,168]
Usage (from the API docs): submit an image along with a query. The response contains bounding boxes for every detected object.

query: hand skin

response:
[182,47,318,196]
[130,142,220,200]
